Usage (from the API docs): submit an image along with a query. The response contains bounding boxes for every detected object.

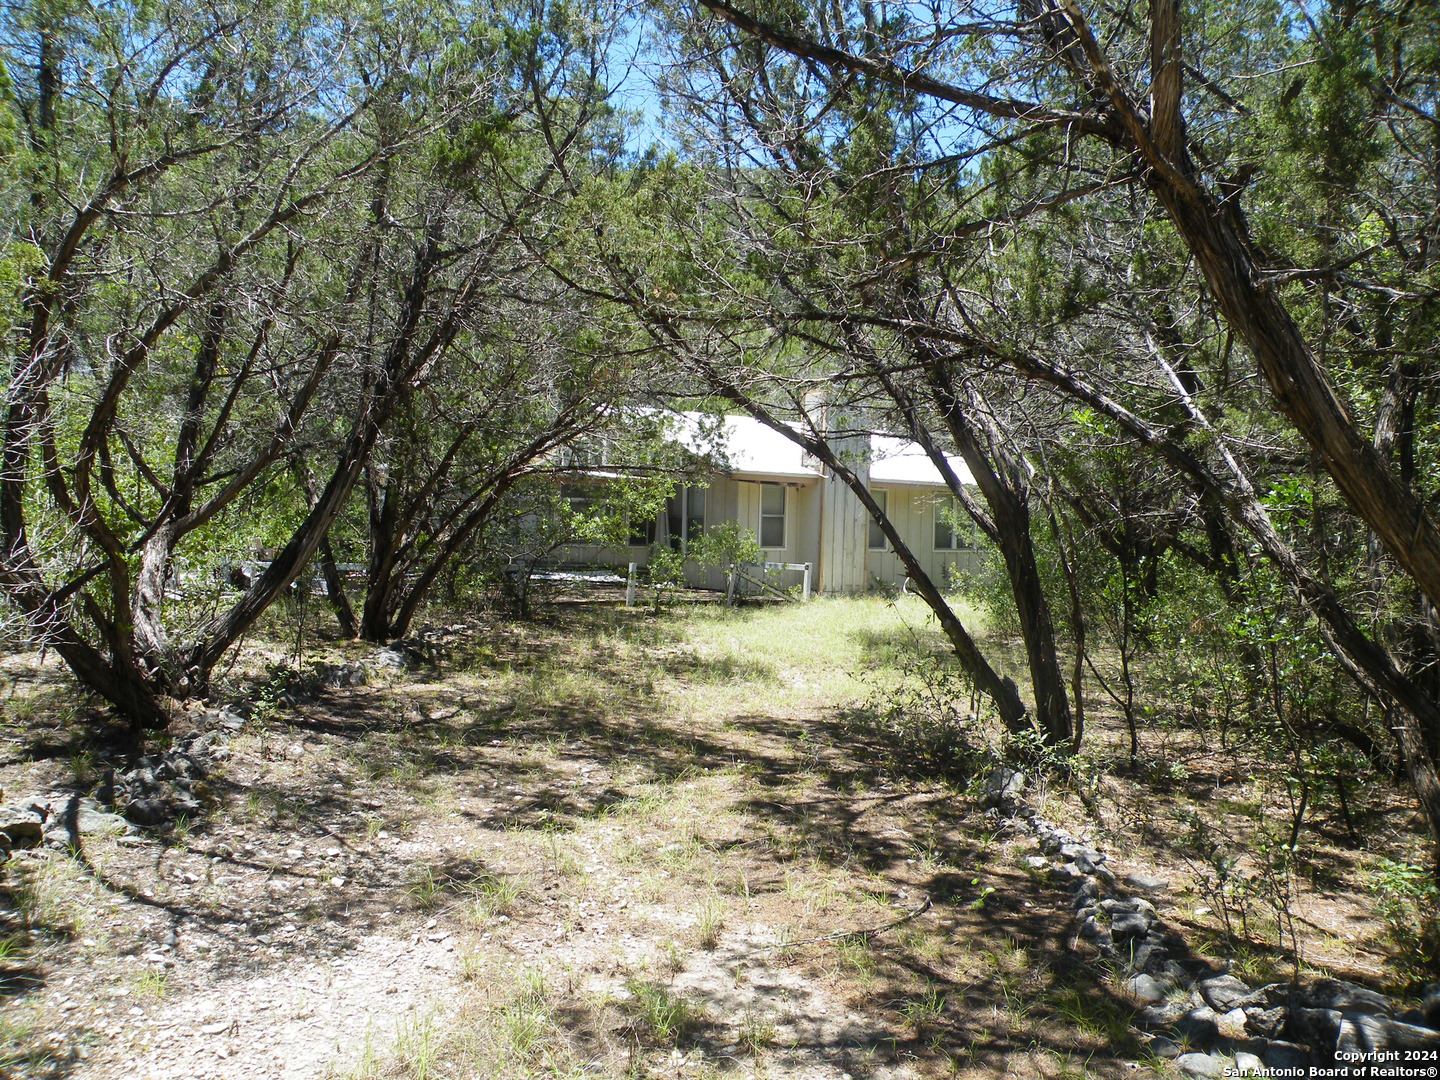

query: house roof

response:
[870,435,976,487]
[665,412,974,487]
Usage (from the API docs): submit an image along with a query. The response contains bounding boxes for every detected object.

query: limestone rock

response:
[1200,974,1256,1011]
[1287,1007,1341,1050]
[1125,974,1172,1005]
[1244,1006,1288,1039]
[1111,911,1152,938]
[1300,979,1391,1015]
[1173,1051,1230,1078]
[1259,1040,1312,1069]
[0,806,43,846]
[1138,1000,1188,1029]
[982,768,1026,807]
[1124,871,1169,892]
[1147,1033,1182,1059]
[124,798,168,826]
[1233,1050,1264,1074]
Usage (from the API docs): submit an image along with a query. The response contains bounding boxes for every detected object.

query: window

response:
[562,483,595,517]
[760,484,786,548]
[664,485,706,549]
[628,514,657,546]
[934,496,977,550]
[869,490,888,550]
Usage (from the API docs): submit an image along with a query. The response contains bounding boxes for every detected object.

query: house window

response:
[760,484,786,548]
[562,483,595,517]
[868,490,888,550]
[629,514,657,546]
[934,496,977,550]
[664,485,706,549]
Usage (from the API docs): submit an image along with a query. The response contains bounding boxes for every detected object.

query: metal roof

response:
[666,412,974,487]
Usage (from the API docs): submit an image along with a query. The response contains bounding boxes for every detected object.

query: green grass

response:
[622,980,702,1045]
[462,872,525,922]
[469,595,977,736]
[669,594,976,712]
[134,966,171,998]
[0,1014,66,1074]
[899,985,947,1029]
[406,866,445,911]
[694,895,726,949]
[394,1011,441,1080]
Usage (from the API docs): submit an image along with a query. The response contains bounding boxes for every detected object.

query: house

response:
[556,411,987,596]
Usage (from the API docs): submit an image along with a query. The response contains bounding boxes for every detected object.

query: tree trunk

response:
[290,455,357,639]
[317,535,358,640]
[927,366,1074,747]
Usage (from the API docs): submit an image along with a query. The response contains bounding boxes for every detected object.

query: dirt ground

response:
[0,595,1425,1080]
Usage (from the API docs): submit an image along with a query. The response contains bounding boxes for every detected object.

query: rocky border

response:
[982,767,1440,1078]
[0,719,238,858]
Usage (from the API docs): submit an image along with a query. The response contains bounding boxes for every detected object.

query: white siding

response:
[864,486,988,590]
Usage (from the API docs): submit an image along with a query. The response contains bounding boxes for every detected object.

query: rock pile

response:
[983,767,1440,1075]
[0,723,233,856]
[106,728,229,826]
[0,794,127,853]
[270,663,369,707]
[372,624,461,671]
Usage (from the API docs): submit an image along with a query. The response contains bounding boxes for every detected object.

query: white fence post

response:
[625,562,637,608]
[802,562,812,602]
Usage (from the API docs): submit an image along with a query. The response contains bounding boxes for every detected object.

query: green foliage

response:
[621,980,700,1045]
[1368,859,1440,980]
[845,639,987,784]
[642,519,762,611]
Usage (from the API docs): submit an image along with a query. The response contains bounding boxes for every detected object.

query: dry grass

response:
[0,590,1427,1080]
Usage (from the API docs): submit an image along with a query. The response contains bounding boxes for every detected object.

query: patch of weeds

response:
[407,866,444,911]
[492,970,567,1068]
[394,1010,440,1080]
[736,1008,776,1055]
[457,945,484,983]
[662,940,686,977]
[134,967,170,998]
[541,828,581,879]
[360,814,385,841]
[462,872,525,922]
[604,791,665,821]
[1045,984,1131,1044]
[329,1022,381,1079]
[695,896,726,950]
[898,924,947,963]
[968,877,997,910]
[170,814,195,845]
[656,834,702,873]
[1037,1048,1099,1079]
[6,693,41,725]
[0,1012,73,1075]
[899,985,947,1030]
[13,856,80,934]
[1368,857,1440,979]
[67,748,97,787]
[622,979,700,1046]
[1228,943,1289,987]
[832,935,877,982]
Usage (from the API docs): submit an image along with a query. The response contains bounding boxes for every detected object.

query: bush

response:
[1369,858,1440,980]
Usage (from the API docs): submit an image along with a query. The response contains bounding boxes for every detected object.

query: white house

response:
[555,412,987,595]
